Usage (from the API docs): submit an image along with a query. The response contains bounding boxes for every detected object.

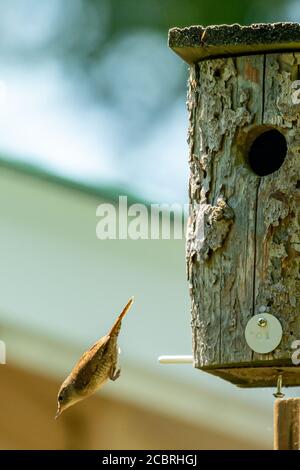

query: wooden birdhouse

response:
[169,23,300,387]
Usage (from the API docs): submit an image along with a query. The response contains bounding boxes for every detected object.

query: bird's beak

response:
[55,407,62,420]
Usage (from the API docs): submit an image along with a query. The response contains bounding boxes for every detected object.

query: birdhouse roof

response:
[169,22,300,64]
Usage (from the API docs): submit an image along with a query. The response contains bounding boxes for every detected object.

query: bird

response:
[55,297,134,419]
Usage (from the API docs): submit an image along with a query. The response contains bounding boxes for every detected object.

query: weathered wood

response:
[274,398,300,450]
[169,23,300,64]
[185,48,300,386]
[187,55,263,371]
[253,53,300,366]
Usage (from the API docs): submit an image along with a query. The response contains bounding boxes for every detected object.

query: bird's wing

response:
[71,335,110,388]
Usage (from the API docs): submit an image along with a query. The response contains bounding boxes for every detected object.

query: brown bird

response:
[55,297,134,419]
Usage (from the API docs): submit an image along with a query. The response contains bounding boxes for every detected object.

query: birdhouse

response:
[169,23,300,387]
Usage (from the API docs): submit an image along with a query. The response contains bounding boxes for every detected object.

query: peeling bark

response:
[187,53,300,386]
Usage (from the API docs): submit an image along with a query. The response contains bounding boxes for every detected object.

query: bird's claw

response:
[110,367,121,381]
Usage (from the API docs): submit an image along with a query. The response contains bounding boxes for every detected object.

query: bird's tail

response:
[108,297,134,336]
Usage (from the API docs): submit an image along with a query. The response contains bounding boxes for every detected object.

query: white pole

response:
[158,355,193,364]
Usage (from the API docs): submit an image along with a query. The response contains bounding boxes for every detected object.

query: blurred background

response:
[0,0,299,450]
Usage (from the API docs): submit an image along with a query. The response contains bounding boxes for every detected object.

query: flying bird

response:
[55,297,134,418]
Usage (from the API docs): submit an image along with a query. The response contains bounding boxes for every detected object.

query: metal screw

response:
[257,317,267,327]
[273,374,285,399]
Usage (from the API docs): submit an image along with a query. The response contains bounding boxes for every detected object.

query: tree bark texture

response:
[186,53,300,386]
[274,398,300,450]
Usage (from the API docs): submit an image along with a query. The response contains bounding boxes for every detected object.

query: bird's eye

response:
[58,395,63,401]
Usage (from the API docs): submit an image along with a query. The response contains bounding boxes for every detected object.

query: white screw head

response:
[257,317,267,327]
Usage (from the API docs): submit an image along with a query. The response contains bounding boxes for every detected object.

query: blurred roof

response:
[0,154,149,206]
[0,162,278,448]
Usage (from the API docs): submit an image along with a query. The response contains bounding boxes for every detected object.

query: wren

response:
[55,297,134,418]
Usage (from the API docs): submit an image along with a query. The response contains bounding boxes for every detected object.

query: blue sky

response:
[0,0,298,203]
